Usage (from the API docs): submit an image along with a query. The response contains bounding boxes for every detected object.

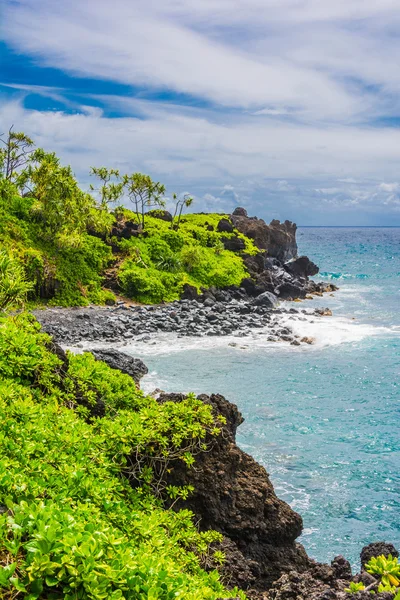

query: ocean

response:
[124,227,400,567]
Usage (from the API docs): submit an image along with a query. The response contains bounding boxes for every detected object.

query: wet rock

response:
[252,291,279,308]
[90,349,148,385]
[276,282,306,300]
[165,393,308,589]
[285,256,319,278]
[315,308,333,317]
[300,337,315,345]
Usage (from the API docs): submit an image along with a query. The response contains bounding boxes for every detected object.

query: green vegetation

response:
[0,312,245,599]
[366,554,400,589]
[0,127,258,308]
[344,581,365,593]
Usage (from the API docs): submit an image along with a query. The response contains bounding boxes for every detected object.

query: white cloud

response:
[2,96,400,222]
[1,0,394,122]
[3,0,400,223]
[379,182,399,192]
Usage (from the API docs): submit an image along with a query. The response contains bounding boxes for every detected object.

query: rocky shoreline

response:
[34,294,334,347]
[46,343,400,600]
[32,209,398,599]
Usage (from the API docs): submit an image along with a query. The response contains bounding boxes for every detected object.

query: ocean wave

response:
[319,272,371,280]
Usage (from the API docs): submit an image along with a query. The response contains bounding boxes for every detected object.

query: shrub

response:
[118,265,167,303]
[0,314,244,600]
[0,251,33,312]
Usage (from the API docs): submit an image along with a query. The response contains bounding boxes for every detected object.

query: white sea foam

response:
[67,308,397,360]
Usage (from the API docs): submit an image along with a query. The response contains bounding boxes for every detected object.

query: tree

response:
[171,193,194,230]
[89,167,125,210]
[0,251,33,312]
[0,126,34,182]
[125,173,166,228]
[22,149,96,241]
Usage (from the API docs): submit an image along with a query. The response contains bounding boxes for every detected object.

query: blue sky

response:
[2,0,400,225]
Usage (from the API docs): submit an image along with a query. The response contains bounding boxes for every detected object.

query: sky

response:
[2,0,400,225]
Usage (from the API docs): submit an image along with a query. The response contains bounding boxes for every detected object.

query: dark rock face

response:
[252,291,279,308]
[232,206,248,217]
[90,349,148,385]
[267,220,298,262]
[164,393,309,591]
[285,256,319,279]
[222,236,246,252]
[331,555,352,580]
[181,283,200,301]
[217,217,234,233]
[360,542,399,569]
[230,209,297,262]
[110,220,139,240]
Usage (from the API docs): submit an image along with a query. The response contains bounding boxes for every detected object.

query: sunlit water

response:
[124,228,400,566]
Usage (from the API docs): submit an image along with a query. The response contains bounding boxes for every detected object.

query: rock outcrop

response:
[230,209,297,262]
[161,392,310,593]
[90,349,148,385]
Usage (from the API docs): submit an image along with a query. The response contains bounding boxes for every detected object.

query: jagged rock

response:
[315,308,333,316]
[243,253,267,276]
[231,210,297,262]
[217,218,234,233]
[331,556,352,580]
[164,393,309,589]
[90,349,148,385]
[285,256,319,278]
[360,542,399,569]
[252,291,279,308]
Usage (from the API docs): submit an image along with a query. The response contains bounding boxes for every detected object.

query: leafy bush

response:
[366,554,400,588]
[344,581,365,593]
[0,314,245,599]
[118,265,168,303]
[0,251,33,312]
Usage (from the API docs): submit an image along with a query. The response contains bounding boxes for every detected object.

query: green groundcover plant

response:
[0,313,246,599]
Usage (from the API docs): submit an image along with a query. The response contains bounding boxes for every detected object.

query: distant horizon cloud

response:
[2,0,400,224]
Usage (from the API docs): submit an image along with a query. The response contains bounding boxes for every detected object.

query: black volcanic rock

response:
[90,349,148,385]
[163,393,309,590]
[222,236,246,251]
[360,542,399,569]
[230,209,298,262]
[285,256,319,278]
[276,281,306,299]
[147,209,173,222]
[217,217,234,233]
[232,206,248,217]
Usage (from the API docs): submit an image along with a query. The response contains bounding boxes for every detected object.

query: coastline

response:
[31,285,400,600]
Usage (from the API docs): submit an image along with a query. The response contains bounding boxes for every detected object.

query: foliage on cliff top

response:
[0,128,259,307]
[0,313,245,599]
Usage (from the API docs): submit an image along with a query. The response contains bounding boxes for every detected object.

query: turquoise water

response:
[129,228,400,566]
